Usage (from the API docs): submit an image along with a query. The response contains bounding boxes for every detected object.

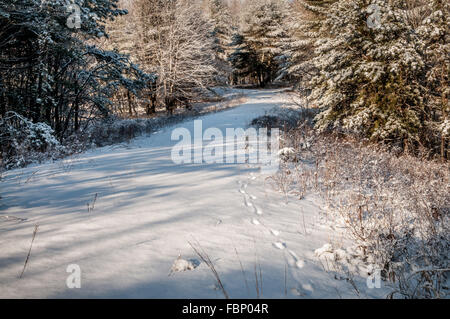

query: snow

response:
[314,244,334,257]
[278,147,295,156]
[0,89,389,299]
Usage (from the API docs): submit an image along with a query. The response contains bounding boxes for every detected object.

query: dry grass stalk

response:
[188,240,229,299]
[19,224,39,279]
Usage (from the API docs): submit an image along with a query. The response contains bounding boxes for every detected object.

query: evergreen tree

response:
[134,0,217,114]
[206,0,233,61]
[309,0,448,153]
[230,0,290,87]
[229,33,260,85]
[415,0,449,157]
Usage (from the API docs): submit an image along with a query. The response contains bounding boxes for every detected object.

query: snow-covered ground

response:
[0,89,388,298]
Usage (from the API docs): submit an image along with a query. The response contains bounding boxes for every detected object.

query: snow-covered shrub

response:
[0,112,60,169]
[317,141,449,297]
[85,118,149,146]
[277,115,449,298]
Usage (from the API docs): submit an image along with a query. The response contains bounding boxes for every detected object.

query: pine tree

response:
[309,0,447,152]
[415,0,449,157]
[230,0,290,87]
[205,0,234,83]
[277,0,336,91]
[229,33,260,85]
[0,0,152,137]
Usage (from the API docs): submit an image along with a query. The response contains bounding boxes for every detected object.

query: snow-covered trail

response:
[0,89,384,298]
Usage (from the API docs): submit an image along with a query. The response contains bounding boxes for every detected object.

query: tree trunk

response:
[127,90,133,116]
[74,98,79,132]
[165,96,175,115]
[146,93,157,116]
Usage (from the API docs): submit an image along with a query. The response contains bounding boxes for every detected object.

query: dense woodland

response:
[0,0,448,168]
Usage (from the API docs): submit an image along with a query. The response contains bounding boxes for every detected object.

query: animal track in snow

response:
[273,242,286,250]
[238,180,249,195]
[251,218,261,225]
[290,288,304,296]
[292,284,314,296]
[270,229,280,236]
[244,196,254,207]
[287,249,305,269]
[302,283,314,293]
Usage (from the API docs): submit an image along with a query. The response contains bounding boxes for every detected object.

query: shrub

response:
[0,112,60,169]
[275,112,449,298]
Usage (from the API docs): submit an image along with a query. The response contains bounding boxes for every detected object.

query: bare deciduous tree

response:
[134,0,218,114]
